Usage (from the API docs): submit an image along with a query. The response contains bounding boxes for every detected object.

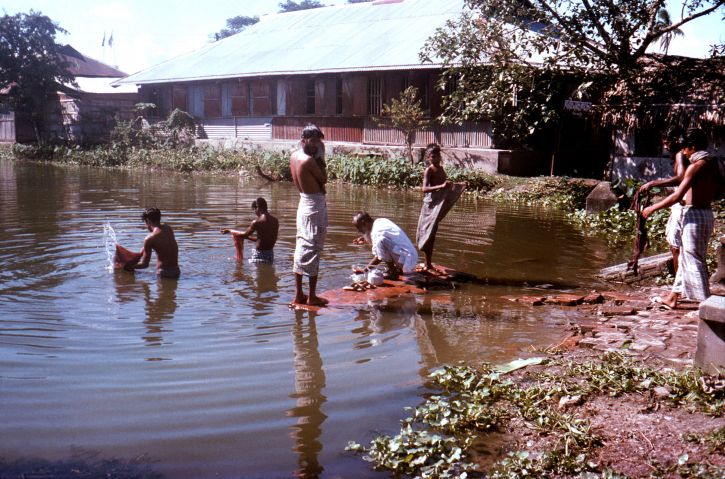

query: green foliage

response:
[684,427,725,453]
[490,176,594,210]
[420,1,725,146]
[0,10,75,144]
[348,352,724,477]
[326,155,499,192]
[376,86,430,164]
[278,0,323,13]
[212,15,259,41]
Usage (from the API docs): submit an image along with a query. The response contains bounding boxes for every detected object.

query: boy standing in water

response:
[125,208,180,279]
[221,197,279,263]
[416,143,466,273]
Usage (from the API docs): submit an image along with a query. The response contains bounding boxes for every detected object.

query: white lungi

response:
[671,207,714,301]
[665,203,683,249]
[293,193,328,277]
[371,218,418,273]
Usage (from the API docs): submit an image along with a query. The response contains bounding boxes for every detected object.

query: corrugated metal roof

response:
[65,77,138,94]
[116,0,466,85]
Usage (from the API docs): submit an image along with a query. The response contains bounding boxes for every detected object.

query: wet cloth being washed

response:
[293,193,328,277]
[671,206,714,301]
[416,183,466,252]
[371,218,418,274]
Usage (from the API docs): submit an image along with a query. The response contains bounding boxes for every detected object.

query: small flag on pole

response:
[101,31,106,47]
[108,31,114,47]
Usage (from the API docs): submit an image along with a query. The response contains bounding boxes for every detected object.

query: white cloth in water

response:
[371,218,418,273]
[293,193,328,277]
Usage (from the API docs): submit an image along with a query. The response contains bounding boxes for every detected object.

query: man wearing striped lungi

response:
[643,128,720,309]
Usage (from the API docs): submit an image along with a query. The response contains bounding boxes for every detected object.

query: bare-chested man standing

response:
[643,128,720,309]
[290,124,329,306]
[125,208,180,279]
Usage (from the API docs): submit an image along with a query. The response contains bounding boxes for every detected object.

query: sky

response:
[1,0,723,75]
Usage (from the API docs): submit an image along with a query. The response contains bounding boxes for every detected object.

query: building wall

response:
[137,70,495,149]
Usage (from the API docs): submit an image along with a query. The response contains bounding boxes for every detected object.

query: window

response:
[335,77,343,115]
[306,80,316,115]
[203,84,221,118]
[368,76,382,116]
[230,81,248,116]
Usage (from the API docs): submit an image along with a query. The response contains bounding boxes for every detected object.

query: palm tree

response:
[655,8,684,54]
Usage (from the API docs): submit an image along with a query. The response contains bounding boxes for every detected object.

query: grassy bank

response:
[346,352,725,478]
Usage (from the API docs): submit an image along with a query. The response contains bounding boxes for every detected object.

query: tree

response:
[278,1,324,13]
[376,86,430,164]
[655,8,684,54]
[0,10,74,144]
[421,0,725,147]
[212,15,259,41]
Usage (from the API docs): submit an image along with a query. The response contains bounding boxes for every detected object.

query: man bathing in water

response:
[221,197,279,263]
[125,208,180,279]
[290,124,329,307]
[416,143,466,273]
[642,128,720,309]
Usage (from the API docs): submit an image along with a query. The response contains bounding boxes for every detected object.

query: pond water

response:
[0,160,626,478]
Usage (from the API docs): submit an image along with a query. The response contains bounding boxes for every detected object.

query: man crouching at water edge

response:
[221,197,279,263]
[290,124,329,307]
[352,212,418,280]
[125,208,180,279]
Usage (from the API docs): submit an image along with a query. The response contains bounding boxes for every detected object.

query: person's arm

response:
[421,168,451,193]
[125,237,153,271]
[639,152,688,192]
[353,257,382,273]
[642,161,705,218]
[221,220,258,239]
[306,156,327,187]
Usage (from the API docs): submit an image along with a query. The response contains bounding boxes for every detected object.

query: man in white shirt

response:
[352,211,418,279]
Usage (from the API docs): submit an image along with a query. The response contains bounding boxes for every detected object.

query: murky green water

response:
[0,159,623,478]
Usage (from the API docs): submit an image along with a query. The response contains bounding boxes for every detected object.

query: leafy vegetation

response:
[347,352,724,478]
[421,1,725,147]
[376,86,430,164]
[0,10,75,145]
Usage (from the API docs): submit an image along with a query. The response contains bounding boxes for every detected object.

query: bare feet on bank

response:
[307,295,329,306]
[289,294,329,308]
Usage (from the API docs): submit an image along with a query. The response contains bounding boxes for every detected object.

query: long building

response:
[115,0,548,173]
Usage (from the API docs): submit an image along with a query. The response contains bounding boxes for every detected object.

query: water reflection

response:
[288,309,327,479]
[142,279,178,351]
[113,272,178,358]
[228,262,281,316]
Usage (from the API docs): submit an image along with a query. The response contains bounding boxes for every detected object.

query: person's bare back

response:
[126,208,180,278]
[251,212,279,250]
[145,225,179,272]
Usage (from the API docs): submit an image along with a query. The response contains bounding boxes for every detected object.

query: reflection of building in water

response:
[142,279,177,349]
[288,309,327,479]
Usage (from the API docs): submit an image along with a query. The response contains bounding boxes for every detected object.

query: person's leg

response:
[294,273,307,304]
[670,246,680,276]
[422,245,433,270]
[680,209,714,302]
[307,275,328,306]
